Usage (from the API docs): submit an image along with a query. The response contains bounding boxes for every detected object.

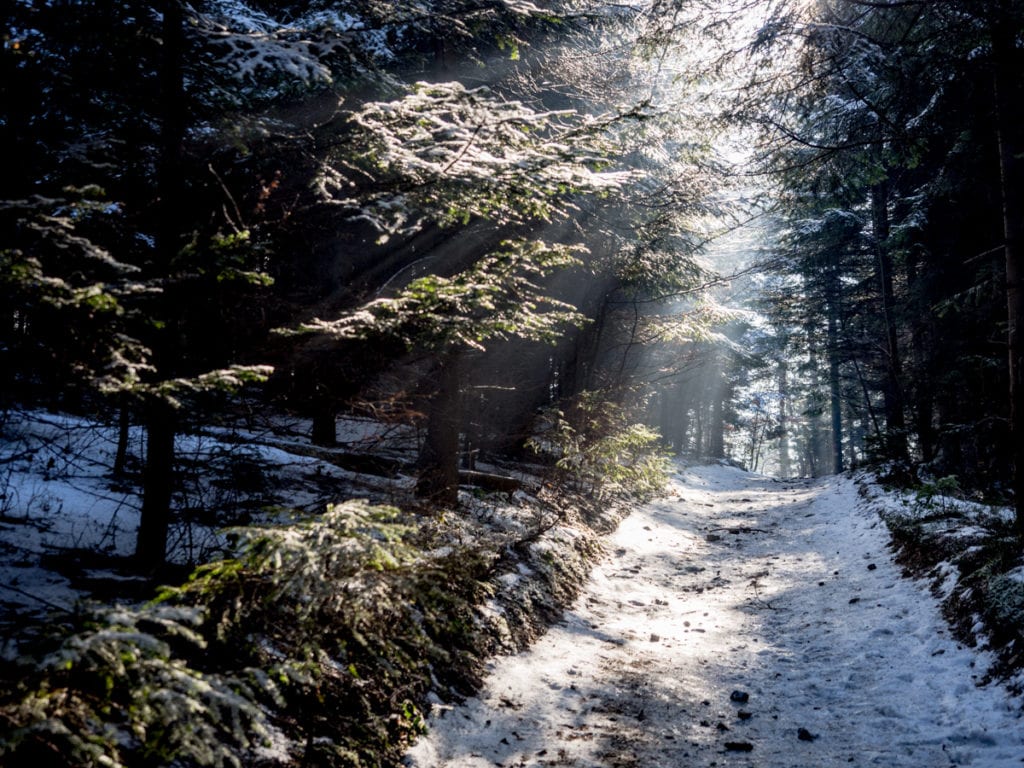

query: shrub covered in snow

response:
[0,475,625,767]
[528,392,672,501]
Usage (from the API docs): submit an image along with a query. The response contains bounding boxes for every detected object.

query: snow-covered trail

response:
[405,465,1023,768]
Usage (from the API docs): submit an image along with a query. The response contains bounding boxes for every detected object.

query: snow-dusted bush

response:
[0,500,495,767]
[987,569,1024,629]
[912,474,963,516]
[0,604,278,768]
[157,500,496,765]
[873,478,1024,691]
[529,392,671,501]
[1,465,637,766]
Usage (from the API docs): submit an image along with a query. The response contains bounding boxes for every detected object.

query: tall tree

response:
[989,0,1024,533]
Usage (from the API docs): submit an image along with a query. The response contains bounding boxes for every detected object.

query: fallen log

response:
[458,469,524,494]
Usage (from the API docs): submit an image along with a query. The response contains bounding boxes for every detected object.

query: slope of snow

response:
[405,464,1023,767]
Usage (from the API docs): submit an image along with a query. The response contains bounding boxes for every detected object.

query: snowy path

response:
[405,465,1023,767]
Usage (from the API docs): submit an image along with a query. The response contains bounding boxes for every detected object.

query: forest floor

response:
[405,464,1024,768]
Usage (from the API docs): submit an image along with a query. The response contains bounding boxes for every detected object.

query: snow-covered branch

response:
[316,81,633,240]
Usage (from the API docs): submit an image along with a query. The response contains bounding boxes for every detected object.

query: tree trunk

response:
[826,274,844,474]
[136,0,185,569]
[778,360,792,477]
[747,407,761,471]
[871,177,909,463]
[657,388,672,447]
[416,353,462,507]
[113,400,131,477]
[676,403,690,456]
[582,295,610,392]
[311,403,337,446]
[909,320,936,464]
[136,400,176,567]
[906,250,936,463]
[992,0,1024,536]
[708,374,725,460]
[694,404,704,459]
[828,314,844,474]
[844,387,864,469]
[157,0,186,263]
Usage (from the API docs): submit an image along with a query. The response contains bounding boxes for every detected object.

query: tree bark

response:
[136,400,175,566]
[113,400,131,477]
[991,0,1024,536]
[693,398,706,459]
[905,250,936,463]
[826,272,845,474]
[871,176,909,464]
[311,403,337,446]
[708,373,726,459]
[156,0,186,264]
[828,311,844,474]
[778,360,792,477]
[676,402,690,456]
[136,0,185,568]
[747,405,762,472]
[416,352,462,507]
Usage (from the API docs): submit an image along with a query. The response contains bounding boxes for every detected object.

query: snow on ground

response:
[0,411,143,621]
[405,464,1024,767]
[0,409,420,631]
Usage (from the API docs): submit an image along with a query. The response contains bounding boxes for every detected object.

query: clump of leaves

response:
[288,239,586,353]
[912,475,962,516]
[174,500,498,765]
[317,81,631,240]
[986,570,1024,629]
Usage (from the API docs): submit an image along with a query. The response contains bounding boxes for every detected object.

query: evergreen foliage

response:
[529,392,672,500]
[733,0,1024,511]
[0,483,633,766]
[290,240,586,350]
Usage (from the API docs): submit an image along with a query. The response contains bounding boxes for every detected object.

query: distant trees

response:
[744,0,1024,518]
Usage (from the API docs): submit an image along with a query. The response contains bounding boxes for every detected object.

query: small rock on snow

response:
[724,741,754,752]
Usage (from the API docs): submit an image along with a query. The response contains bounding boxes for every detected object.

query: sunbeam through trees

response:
[1,1,1023,766]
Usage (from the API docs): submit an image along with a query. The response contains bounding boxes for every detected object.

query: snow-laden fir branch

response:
[316,81,634,240]
[151,365,276,407]
[285,240,587,351]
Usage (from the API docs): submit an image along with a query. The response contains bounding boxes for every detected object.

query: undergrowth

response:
[866,476,1024,691]
[0,500,500,767]
[0,484,627,767]
[0,397,669,766]
[527,392,672,502]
